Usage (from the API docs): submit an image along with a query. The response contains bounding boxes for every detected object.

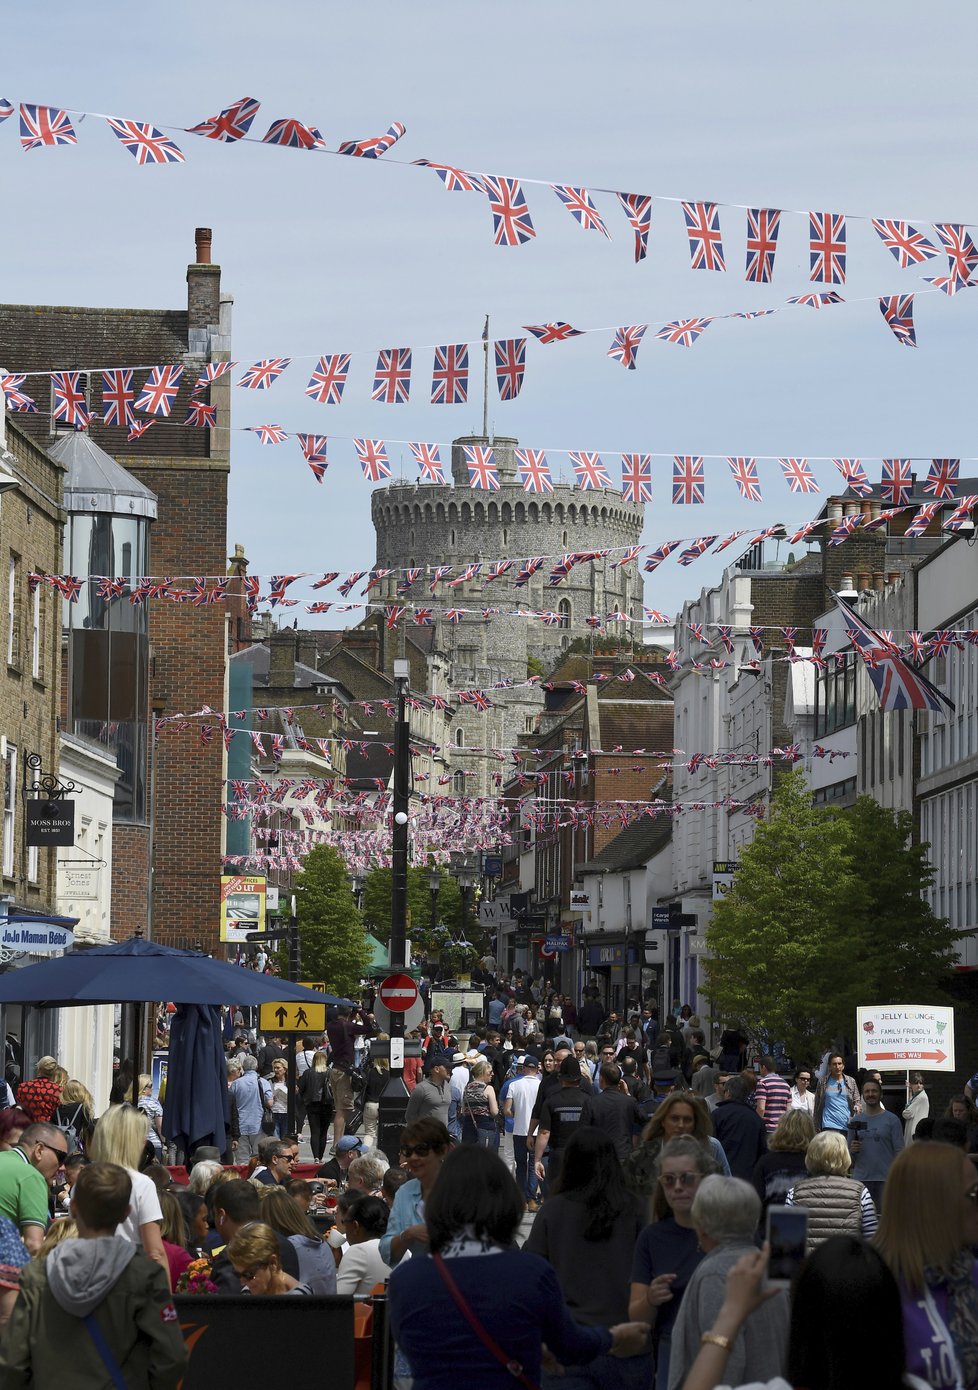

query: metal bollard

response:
[370,1292,394,1390]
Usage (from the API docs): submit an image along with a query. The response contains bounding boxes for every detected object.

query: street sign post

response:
[856,1004,955,1071]
[258,1001,326,1034]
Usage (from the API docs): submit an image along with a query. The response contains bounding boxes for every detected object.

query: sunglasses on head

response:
[400,1143,432,1158]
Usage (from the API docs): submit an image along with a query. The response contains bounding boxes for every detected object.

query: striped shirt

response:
[756,1072,791,1132]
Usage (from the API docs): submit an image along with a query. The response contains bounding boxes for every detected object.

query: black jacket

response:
[712,1099,767,1181]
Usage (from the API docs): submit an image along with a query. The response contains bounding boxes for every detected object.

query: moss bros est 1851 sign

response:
[25,800,75,847]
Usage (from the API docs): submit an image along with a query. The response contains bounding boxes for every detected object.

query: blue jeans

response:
[513,1135,535,1199]
[543,1350,652,1390]
[654,1335,671,1390]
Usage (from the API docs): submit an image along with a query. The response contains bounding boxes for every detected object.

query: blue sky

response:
[1,3,975,622]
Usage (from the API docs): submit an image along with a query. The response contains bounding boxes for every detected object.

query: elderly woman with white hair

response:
[665,1176,789,1390]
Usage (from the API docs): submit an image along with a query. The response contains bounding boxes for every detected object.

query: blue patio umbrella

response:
[162,1004,232,1161]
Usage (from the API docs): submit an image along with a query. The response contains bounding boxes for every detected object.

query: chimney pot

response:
[195,227,213,265]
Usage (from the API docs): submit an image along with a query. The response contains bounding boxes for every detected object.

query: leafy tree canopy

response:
[291,846,372,998]
[361,865,464,955]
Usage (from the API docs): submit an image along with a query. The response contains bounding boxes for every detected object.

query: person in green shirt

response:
[0,1122,65,1253]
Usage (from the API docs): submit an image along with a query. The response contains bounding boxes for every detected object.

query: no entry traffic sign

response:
[378,973,419,1013]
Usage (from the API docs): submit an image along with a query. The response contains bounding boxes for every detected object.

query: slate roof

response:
[577,815,673,873]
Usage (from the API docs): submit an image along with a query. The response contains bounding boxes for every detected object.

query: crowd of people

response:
[0,992,975,1390]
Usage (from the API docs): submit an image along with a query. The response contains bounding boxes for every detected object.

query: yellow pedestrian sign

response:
[300,981,326,994]
[259,1001,327,1034]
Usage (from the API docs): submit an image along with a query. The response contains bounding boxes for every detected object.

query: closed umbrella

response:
[162,1004,232,1161]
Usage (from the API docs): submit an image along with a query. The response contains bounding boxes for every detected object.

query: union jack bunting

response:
[413,160,483,192]
[296,433,328,465]
[337,571,367,597]
[928,629,961,658]
[831,457,873,496]
[51,372,90,429]
[713,530,747,553]
[879,295,916,348]
[372,348,412,404]
[524,322,583,344]
[246,423,287,446]
[463,445,499,491]
[0,99,12,121]
[516,448,553,494]
[449,563,482,585]
[134,364,184,411]
[836,595,954,715]
[106,118,184,165]
[384,606,404,630]
[745,208,781,283]
[494,338,526,401]
[128,419,154,442]
[880,458,914,505]
[923,458,959,499]
[570,452,610,490]
[682,201,725,271]
[615,192,652,262]
[430,344,469,405]
[611,545,642,568]
[0,374,34,412]
[906,631,932,663]
[486,560,514,582]
[262,118,326,150]
[413,608,434,626]
[871,218,940,269]
[862,506,909,533]
[608,324,647,370]
[924,273,974,297]
[787,292,843,309]
[673,456,705,504]
[19,104,77,150]
[551,184,609,236]
[655,318,713,348]
[944,495,978,531]
[780,626,799,655]
[678,537,717,566]
[337,121,406,158]
[778,458,819,494]
[715,624,734,654]
[621,454,652,503]
[748,626,765,654]
[193,361,236,390]
[515,558,545,586]
[443,609,464,625]
[187,96,261,141]
[905,502,940,538]
[305,354,350,405]
[311,571,339,588]
[185,399,217,429]
[688,622,706,643]
[100,369,135,428]
[644,541,678,570]
[829,514,864,546]
[933,223,978,282]
[429,565,454,591]
[726,457,762,502]
[808,212,846,283]
[238,358,291,390]
[410,442,446,484]
[481,175,536,247]
[353,439,391,481]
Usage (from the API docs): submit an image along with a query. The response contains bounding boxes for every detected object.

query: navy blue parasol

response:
[162,1004,232,1160]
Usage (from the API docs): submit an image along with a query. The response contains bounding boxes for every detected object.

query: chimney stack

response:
[195,227,212,265]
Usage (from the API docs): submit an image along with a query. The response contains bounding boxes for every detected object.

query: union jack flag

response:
[643,608,671,625]
[608,324,647,370]
[238,358,291,390]
[96,577,127,602]
[311,571,339,589]
[515,449,552,494]
[185,399,217,429]
[385,605,404,630]
[413,160,482,191]
[429,565,454,591]
[829,514,864,546]
[837,595,954,714]
[106,118,184,164]
[714,624,734,654]
[928,629,961,658]
[449,563,481,586]
[19,104,77,150]
[524,322,583,344]
[809,212,846,283]
[337,121,406,158]
[944,495,978,531]
[880,458,914,505]
[305,354,350,405]
[247,423,287,446]
[409,442,445,483]
[0,99,12,121]
[923,458,959,499]
[831,457,873,496]
[787,292,843,309]
[682,201,725,271]
[481,176,536,247]
[615,192,652,262]
[880,294,916,348]
[778,458,819,494]
[726,457,761,502]
[644,541,678,570]
[713,530,747,553]
[187,96,261,142]
[338,571,367,597]
[678,536,717,566]
[297,433,328,465]
[353,439,391,481]
[655,318,713,347]
[611,545,642,568]
[100,369,135,428]
[515,558,545,586]
[745,208,781,283]
[0,374,34,412]
[51,372,90,429]
[621,454,652,503]
[372,348,412,404]
[262,118,326,150]
[463,445,499,491]
[193,361,236,390]
[551,184,609,236]
[863,507,909,533]
[486,560,513,582]
[924,273,973,297]
[906,631,932,663]
[871,218,939,268]
[443,609,464,625]
[933,223,978,282]
[492,337,526,402]
[672,456,705,504]
[905,502,940,538]
[570,452,610,490]
[414,608,434,625]
[430,344,469,405]
[128,419,154,442]
[397,568,422,592]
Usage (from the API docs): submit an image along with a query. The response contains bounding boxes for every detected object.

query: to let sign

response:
[856,1004,955,1071]
[25,800,75,847]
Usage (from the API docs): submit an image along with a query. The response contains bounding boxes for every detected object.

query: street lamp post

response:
[378,659,412,1166]
[427,866,441,957]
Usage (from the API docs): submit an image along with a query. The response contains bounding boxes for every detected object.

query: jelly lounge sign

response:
[0,920,74,954]
[856,1005,955,1072]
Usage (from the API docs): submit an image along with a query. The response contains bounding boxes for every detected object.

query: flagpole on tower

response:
[482,315,490,438]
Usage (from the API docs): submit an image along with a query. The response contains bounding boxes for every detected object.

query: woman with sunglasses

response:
[379,1118,451,1269]
[789,1068,816,1116]
[629,1136,718,1390]
[226,1220,312,1295]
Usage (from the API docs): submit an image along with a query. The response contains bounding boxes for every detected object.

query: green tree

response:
[704,770,865,1061]
[291,846,372,998]
[360,866,463,954]
[837,797,957,1004]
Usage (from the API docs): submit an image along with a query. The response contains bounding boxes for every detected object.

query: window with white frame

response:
[27,841,38,885]
[31,581,41,680]
[3,744,16,877]
[7,554,18,667]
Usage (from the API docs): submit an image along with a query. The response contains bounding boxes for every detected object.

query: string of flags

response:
[5,96,978,279]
